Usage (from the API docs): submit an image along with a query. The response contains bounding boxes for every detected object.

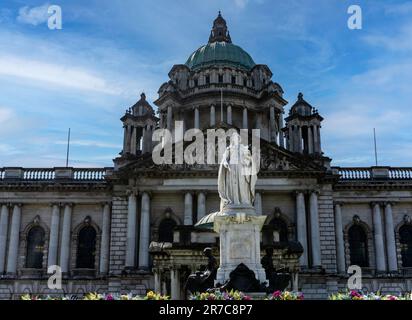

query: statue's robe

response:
[218,143,257,210]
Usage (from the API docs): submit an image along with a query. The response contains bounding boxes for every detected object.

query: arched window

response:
[26,226,45,268]
[158,218,177,243]
[269,218,288,243]
[76,226,97,269]
[399,225,412,267]
[348,225,369,267]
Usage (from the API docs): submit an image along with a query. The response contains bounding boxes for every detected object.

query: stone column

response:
[227,104,232,125]
[197,192,206,222]
[254,192,262,215]
[125,192,137,268]
[278,113,285,147]
[384,202,398,272]
[0,204,9,273]
[243,107,248,129]
[194,107,200,129]
[142,126,147,154]
[210,104,216,126]
[130,126,137,155]
[6,204,22,274]
[292,272,299,292]
[334,203,345,274]
[307,126,313,154]
[288,126,293,151]
[47,204,60,269]
[167,106,172,130]
[312,125,319,154]
[184,192,193,225]
[372,202,386,272]
[309,191,321,267]
[269,106,276,143]
[122,125,128,153]
[146,125,153,153]
[139,192,150,269]
[297,126,303,153]
[296,192,308,267]
[100,203,111,274]
[154,268,161,293]
[317,125,322,153]
[59,203,72,274]
[170,268,180,300]
[124,125,131,154]
[162,281,167,296]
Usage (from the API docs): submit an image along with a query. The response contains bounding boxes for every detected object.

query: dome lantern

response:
[209,11,232,43]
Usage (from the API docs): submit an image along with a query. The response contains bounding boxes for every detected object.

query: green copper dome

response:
[185,41,256,71]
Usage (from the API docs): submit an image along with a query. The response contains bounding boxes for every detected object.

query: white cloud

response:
[384,2,412,15]
[0,107,13,124]
[0,55,121,95]
[17,3,50,26]
[363,23,412,52]
[234,0,249,9]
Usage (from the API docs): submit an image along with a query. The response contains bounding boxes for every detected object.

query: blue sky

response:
[0,0,411,167]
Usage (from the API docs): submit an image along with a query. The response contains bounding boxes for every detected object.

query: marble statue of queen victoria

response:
[218,132,257,212]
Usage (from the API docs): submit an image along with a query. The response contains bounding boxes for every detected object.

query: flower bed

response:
[190,289,252,300]
[329,290,412,300]
[20,291,169,301]
[21,289,412,301]
[268,290,304,300]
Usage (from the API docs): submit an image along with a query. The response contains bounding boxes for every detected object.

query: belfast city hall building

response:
[0,13,412,299]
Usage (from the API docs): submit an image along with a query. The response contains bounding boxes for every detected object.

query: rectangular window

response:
[231,76,236,84]
[218,74,223,83]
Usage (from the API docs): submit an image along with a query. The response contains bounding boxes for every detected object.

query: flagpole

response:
[373,128,378,166]
[66,128,71,167]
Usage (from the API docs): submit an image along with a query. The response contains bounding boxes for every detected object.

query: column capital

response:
[101,201,112,208]
[333,201,344,207]
[370,201,383,208]
[50,202,62,208]
[183,190,195,196]
[196,190,207,196]
[126,189,138,197]
[63,202,74,208]
[140,191,152,199]
[294,190,304,196]
[11,203,22,208]
[383,201,396,207]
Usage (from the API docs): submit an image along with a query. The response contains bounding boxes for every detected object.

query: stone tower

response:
[284,93,323,155]
[120,93,159,157]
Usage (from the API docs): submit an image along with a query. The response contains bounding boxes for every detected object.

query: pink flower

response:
[106,294,114,301]
[273,291,281,298]
[350,290,361,298]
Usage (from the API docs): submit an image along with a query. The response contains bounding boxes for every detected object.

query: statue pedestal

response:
[213,208,268,286]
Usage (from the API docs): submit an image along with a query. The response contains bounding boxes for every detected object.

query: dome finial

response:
[298,92,303,100]
[209,12,232,43]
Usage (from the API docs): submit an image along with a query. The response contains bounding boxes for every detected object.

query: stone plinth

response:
[213,207,267,285]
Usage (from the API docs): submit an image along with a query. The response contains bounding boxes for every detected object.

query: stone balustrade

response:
[333,166,412,180]
[0,167,112,181]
